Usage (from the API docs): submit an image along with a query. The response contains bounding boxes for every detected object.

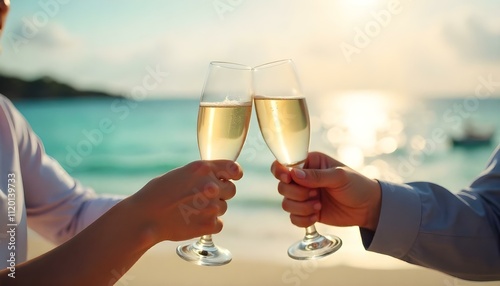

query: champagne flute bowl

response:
[176,61,253,266]
[253,59,342,260]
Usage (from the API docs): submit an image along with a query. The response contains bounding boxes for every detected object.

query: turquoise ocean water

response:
[13,93,500,266]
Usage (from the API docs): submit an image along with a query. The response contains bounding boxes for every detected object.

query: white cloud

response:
[1,1,499,98]
[7,21,80,51]
[35,22,81,48]
[444,16,500,62]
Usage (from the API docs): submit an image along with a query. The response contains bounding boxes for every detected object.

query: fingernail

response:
[293,168,306,179]
[309,190,317,197]
[313,203,321,211]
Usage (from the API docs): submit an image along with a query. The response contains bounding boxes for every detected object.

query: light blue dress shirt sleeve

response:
[361,145,500,281]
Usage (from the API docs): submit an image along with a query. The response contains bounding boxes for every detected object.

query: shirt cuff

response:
[361,180,421,259]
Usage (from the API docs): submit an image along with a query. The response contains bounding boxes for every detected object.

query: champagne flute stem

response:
[199,235,214,246]
[292,164,322,241]
[292,164,321,241]
[304,225,320,240]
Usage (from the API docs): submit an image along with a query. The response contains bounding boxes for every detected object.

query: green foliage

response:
[0,74,119,100]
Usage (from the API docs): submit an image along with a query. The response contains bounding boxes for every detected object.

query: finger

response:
[218,180,236,200]
[212,160,243,181]
[277,182,316,201]
[282,198,321,216]
[202,181,220,199]
[290,166,351,190]
[0,0,9,11]
[210,218,224,234]
[201,178,235,201]
[271,161,291,183]
[0,0,9,31]
[289,214,317,228]
[198,215,223,235]
[216,200,228,216]
[304,152,345,169]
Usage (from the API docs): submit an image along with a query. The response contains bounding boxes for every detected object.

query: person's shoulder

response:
[0,93,14,107]
[0,93,16,115]
[0,94,25,126]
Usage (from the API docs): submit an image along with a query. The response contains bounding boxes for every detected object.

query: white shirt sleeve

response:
[2,96,123,245]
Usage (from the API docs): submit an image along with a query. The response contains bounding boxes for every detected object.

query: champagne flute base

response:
[287,234,342,260]
[176,240,232,266]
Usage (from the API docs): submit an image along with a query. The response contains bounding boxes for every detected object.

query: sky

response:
[0,0,499,99]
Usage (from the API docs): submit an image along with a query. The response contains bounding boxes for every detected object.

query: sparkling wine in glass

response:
[176,62,252,266]
[253,59,342,260]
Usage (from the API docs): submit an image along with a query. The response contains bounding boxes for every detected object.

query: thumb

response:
[290,167,348,189]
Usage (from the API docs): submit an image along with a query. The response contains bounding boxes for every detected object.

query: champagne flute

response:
[176,61,252,266]
[253,59,342,260]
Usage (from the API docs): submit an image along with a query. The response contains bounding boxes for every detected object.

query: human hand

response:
[0,0,9,32]
[127,160,242,244]
[271,152,381,231]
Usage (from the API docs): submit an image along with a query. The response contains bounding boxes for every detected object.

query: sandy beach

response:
[27,227,499,286]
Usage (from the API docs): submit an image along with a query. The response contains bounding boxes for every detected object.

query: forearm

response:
[0,197,157,285]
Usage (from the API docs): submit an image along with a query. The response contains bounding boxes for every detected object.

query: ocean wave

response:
[66,155,189,176]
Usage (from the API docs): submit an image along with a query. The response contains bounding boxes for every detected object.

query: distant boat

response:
[451,122,495,147]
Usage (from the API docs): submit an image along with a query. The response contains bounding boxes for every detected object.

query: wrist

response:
[115,196,159,252]
[362,179,382,231]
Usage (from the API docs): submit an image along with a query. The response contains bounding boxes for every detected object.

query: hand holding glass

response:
[176,62,252,266]
[253,59,342,260]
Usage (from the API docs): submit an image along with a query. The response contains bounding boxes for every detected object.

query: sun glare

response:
[316,91,404,169]
[333,0,384,18]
